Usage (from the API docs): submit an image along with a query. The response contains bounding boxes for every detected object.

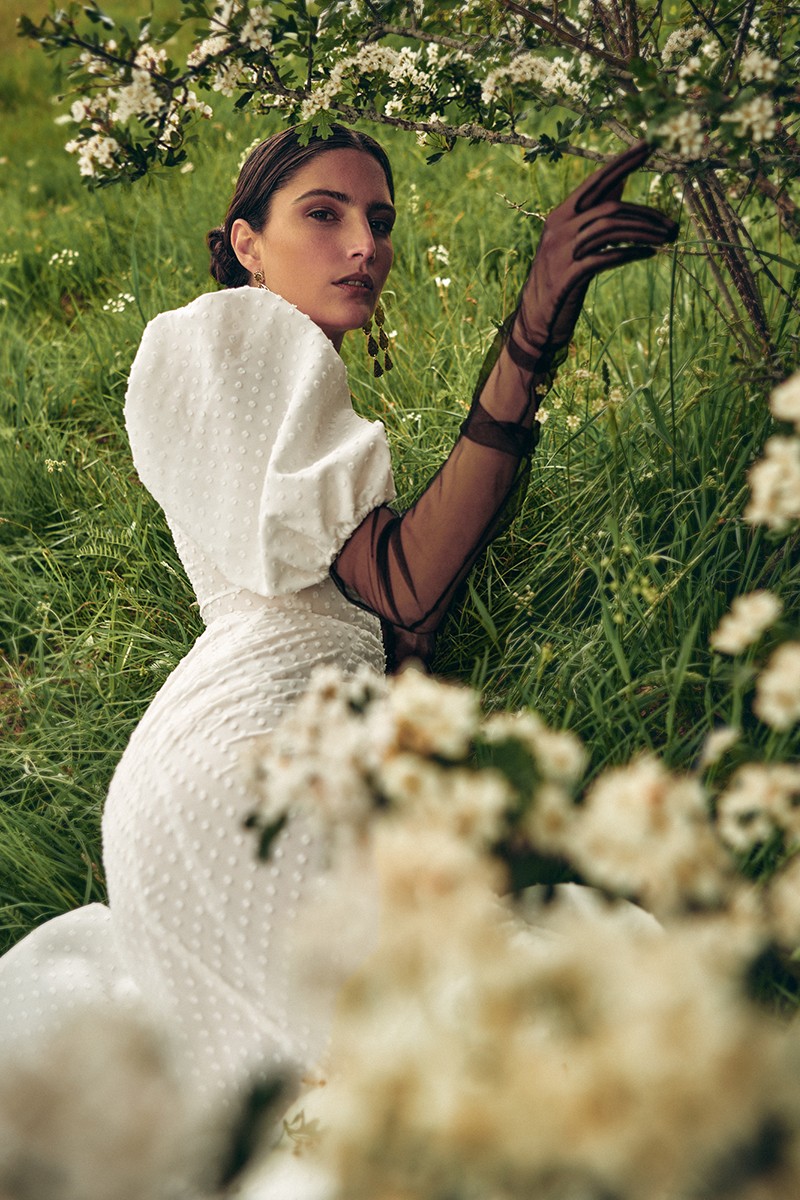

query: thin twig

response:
[681,178,760,357]
[722,0,756,90]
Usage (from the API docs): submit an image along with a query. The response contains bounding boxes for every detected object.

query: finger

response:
[573,140,652,213]
[573,246,659,277]
[576,223,677,258]
[577,200,678,231]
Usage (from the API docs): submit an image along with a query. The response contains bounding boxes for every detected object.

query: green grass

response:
[1,6,799,953]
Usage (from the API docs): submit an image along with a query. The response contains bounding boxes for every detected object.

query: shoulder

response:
[137,287,342,374]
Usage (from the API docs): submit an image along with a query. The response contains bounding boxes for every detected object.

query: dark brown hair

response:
[207,124,395,287]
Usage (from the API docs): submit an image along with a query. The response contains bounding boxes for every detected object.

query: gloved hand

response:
[508,141,679,371]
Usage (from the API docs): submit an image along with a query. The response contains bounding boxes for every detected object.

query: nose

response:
[349,213,376,263]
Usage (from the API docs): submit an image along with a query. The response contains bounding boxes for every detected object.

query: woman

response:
[0,126,676,1129]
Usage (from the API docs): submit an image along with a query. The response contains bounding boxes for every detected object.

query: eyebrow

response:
[293,188,396,218]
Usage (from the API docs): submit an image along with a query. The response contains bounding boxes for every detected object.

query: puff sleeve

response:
[123,288,396,597]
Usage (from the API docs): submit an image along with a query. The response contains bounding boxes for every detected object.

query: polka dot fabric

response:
[124,287,396,599]
[1,288,393,1127]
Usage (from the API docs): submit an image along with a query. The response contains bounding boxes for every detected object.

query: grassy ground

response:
[1,4,798,952]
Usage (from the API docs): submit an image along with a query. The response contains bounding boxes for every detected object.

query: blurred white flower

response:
[739,47,779,83]
[710,589,782,655]
[0,1008,212,1200]
[754,641,800,731]
[770,371,800,431]
[745,435,800,528]
[717,761,800,851]
[698,725,739,768]
[387,666,478,760]
[721,94,778,142]
[563,756,732,914]
[657,110,705,159]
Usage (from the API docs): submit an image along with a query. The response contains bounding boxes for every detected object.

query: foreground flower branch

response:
[19,0,800,356]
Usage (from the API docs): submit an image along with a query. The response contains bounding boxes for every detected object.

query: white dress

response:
[0,287,396,1124]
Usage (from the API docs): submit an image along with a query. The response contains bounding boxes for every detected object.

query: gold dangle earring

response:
[254,270,268,290]
[363,301,393,378]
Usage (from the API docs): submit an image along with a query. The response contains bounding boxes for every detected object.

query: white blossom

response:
[0,1008,210,1200]
[754,642,800,731]
[710,590,782,655]
[770,371,800,431]
[661,24,705,63]
[387,666,479,760]
[133,43,167,72]
[717,762,800,851]
[65,133,120,176]
[721,94,778,142]
[657,110,705,159]
[698,726,739,768]
[187,33,229,67]
[240,5,273,52]
[560,756,731,914]
[675,54,701,95]
[739,47,779,83]
[745,435,800,528]
[109,69,163,122]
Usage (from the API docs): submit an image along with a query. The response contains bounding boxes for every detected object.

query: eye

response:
[308,208,336,222]
[370,218,394,236]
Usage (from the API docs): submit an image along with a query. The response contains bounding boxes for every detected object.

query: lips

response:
[334,273,374,292]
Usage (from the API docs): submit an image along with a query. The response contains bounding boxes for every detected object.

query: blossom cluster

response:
[745,372,800,529]
[239,657,800,1200]
[27,0,796,193]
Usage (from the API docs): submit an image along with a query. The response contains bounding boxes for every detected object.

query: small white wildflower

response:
[102,292,136,314]
[710,590,782,655]
[745,436,800,529]
[48,248,80,267]
[739,48,779,83]
[770,371,800,431]
[566,414,581,432]
[427,244,450,267]
[434,275,451,289]
[44,459,67,474]
[753,642,800,731]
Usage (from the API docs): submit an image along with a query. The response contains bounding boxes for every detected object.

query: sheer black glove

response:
[508,141,679,371]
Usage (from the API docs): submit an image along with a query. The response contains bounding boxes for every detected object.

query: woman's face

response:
[233,148,395,350]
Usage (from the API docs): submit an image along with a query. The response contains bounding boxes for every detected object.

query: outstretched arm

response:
[331,143,678,664]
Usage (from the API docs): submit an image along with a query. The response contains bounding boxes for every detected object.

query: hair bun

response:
[207,225,248,288]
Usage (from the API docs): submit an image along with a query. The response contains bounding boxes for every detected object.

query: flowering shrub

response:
[19,0,800,352]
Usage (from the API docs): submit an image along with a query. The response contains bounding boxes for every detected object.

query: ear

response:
[230,219,262,276]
